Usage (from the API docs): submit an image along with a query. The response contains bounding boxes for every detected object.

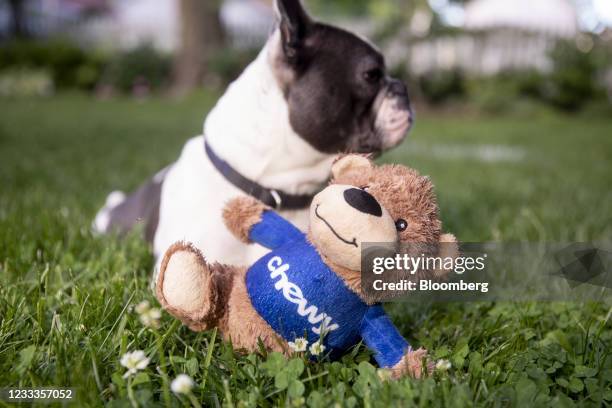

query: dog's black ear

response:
[274,0,311,62]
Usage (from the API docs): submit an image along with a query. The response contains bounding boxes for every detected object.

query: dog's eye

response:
[395,219,408,232]
[363,68,383,84]
[360,185,370,191]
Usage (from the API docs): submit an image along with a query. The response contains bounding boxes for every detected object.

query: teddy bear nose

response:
[343,188,382,217]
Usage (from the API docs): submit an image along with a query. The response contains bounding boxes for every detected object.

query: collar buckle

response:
[270,189,282,210]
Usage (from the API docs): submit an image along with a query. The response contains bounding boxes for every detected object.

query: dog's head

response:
[268,0,412,154]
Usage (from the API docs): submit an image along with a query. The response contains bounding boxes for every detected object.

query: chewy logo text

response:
[267,256,339,335]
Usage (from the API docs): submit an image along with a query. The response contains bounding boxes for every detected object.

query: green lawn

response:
[1,93,611,407]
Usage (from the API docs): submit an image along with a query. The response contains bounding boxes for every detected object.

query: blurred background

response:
[0,0,611,243]
[1,0,611,109]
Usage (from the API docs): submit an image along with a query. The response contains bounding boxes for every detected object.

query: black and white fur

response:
[94,0,413,276]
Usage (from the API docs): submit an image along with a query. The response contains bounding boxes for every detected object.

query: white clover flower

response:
[171,374,194,395]
[135,300,161,328]
[120,350,150,378]
[377,368,393,382]
[135,301,150,314]
[309,341,326,356]
[140,308,161,328]
[435,359,451,371]
[288,337,308,352]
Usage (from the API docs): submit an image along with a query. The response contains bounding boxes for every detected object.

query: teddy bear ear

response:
[331,154,373,181]
[433,233,459,279]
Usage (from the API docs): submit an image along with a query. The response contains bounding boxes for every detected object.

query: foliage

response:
[308,0,372,17]
[418,68,466,105]
[0,39,106,90]
[464,40,608,113]
[308,0,428,39]
[208,48,260,86]
[0,41,173,94]
[545,40,600,111]
[0,93,611,406]
[0,68,53,97]
[466,71,545,114]
[100,45,172,94]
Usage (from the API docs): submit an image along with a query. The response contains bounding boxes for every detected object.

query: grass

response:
[0,92,611,407]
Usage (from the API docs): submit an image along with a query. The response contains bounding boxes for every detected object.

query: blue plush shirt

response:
[245,210,411,368]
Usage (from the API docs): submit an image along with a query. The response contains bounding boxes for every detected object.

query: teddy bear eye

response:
[395,219,408,232]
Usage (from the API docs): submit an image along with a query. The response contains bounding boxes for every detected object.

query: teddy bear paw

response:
[223,196,270,243]
[390,347,433,379]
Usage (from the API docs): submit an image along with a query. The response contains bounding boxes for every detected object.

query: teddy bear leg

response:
[156,241,233,332]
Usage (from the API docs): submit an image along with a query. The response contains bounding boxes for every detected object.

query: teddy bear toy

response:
[156,155,458,378]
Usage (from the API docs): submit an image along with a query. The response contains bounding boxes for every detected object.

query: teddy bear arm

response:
[360,305,431,379]
[360,305,409,367]
[223,197,304,249]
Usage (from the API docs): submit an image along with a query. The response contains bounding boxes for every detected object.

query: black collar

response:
[204,139,316,210]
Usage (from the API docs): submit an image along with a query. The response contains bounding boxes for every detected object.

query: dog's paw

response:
[92,190,126,234]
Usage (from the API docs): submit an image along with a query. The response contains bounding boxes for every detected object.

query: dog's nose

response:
[387,79,411,111]
[388,79,408,97]
[343,188,382,217]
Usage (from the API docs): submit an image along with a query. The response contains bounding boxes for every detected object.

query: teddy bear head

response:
[309,155,454,272]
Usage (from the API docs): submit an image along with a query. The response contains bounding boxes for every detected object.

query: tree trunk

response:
[172,0,224,94]
[8,0,28,38]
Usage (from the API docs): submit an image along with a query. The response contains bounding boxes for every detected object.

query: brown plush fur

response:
[390,347,433,379]
[157,155,458,379]
[223,196,269,243]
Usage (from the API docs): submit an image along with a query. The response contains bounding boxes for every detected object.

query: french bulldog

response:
[93,0,413,278]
